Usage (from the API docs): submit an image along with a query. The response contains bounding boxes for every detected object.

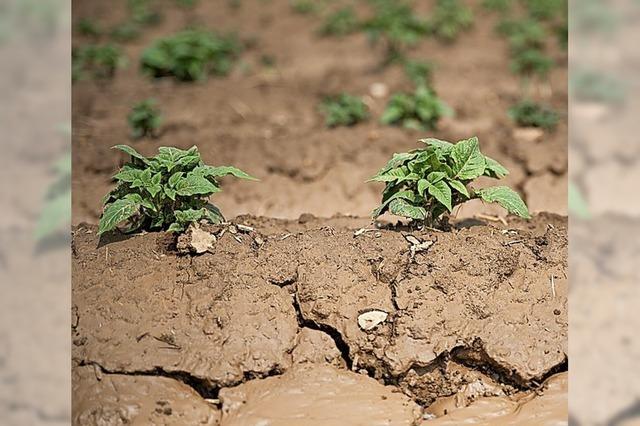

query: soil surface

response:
[72,0,567,225]
[72,214,567,425]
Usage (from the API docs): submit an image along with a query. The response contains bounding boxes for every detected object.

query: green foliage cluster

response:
[570,70,626,104]
[429,0,473,42]
[77,18,102,37]
[36,152,71,240]
[110,22,142,42]
[99,145,257,235]
[141,29,242,81]
[510,47,553,77]
[128,0,162,26]
[290,0,318,14]
[72,44,126,81]
[319,7,359,36]
[523,0,566,21]
[128,99,162,138]
[320,94,369,127]
[497,19,553,78]
[381,86,451,131]
[404,59,434,87]
[363,0,430,59]
[508,99,559,130]
[369,137,529,226]
[482,0,511,13]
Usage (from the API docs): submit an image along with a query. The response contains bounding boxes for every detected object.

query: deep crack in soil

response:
[72,214,567,424]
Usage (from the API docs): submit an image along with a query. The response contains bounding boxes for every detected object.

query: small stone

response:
[358,310,388,331]
[189,227,216,254]
[370,82,388,98]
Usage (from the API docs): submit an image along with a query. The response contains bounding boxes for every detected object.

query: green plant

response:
[568,182,589,220]
[523,0,566,21]
[110,21,141,42]
[177,0,198,7]
[429,0,473,42]
[128,99,162,138]
[497,19,546,52]
[364,0,430,63]
[320,94,369,127]
[319,7,359,36]
[381,86,451,131]
[99,145,257,235]
[290,0,318,14]
[510,48,553,77]
[508,99,559,130]
[482,0,511,13]
[72,44,126,81]
[77,18,102,37]
[128,0,162,26]
[369,137,530,226]
[141,29,241,81]
[570,70,626,104]
[36,152,71,239]
[404,59,434,86]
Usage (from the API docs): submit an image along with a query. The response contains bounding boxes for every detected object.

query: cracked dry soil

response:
[72,214,567,425]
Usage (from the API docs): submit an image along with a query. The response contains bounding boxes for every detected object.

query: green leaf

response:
[427,171,446,183]
[428,180,452,212]
[194,165,258,180]
[167,222,184,233]
[205,203,225,223]
[389,198,427,220]
[114,164,143,183]
[174,208,207,224]
[164,187,177,200]
[420,137,454,153]
[476,186,530,218]
[168,171,184,187]
[448,179,469,197]
[35,190,71,239]
[174,173,220,196]
[451,137,486,180]
[372,189,416,218]
[568,182,590,219]
[98,197,141,235]
[484,156,509,179]
[417,179,429,196]
[113,145,149,163]
[368,166,408,183]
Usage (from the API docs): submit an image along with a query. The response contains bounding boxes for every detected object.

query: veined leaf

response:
[417,179,429,196]
[168,171,184,187]
[124,193,155,211]
[427,171,446,183]
[372,189,416,218]
[476,186,530,218]
[420,138,453,153]
[113,145,149,163]
[174,208,207,224]
[113,164,143,183]
[206,203,225,223]
[389,198,427,220]
[368,166,408,182]
[175,173,220,196]
[98,197,140,235]
[448,179,469,197]
[451,137,486,180]
[484,156,509,179]
[194,165,258,180]
[428,180,452,212]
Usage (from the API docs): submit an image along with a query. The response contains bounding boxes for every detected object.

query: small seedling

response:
[404,59,434,87]
[523,0,566,21]
[510,48,553,78]
[381,86,451,131]
[482,0,511,13]
[319,7,359,36]
[99,145,257,235]
[290,0,318,14]
[110,21,141,42]
[497,19,546,52]
[508,99,559,130]
[177,0,198,7]
[141,29,242,81]
[570,70,626,104]
[128,0,162,26]
[77,18,102,37]
[72,44,126,81]
[364,1,430,64]
[369,137,529,227]
[320,94,369,127]
[36,152,71,240]
[128,99,162,138]
[429,0,473,42]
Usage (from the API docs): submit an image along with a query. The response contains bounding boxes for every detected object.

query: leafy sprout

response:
[497,19,547,52]
[36,152,71,240]
[99,145,257,235]
[128,99,162,139]
[482,0,511,13]
[128,0,162,26]
[141,29,242,81]
[428,0,473,42]
[290,0,319,14]
[320,94,369,127]
[510,48,553,78]
[72,44,127,82]
[319,7,359,36]
[110,21,142,42]
[404,59,434,87]
[508,99,559,130]
[369,137,530,227]
[77,18,102,37]
[381,86,451,131]
[522,0,567,21]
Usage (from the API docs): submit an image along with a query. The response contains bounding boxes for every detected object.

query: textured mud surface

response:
[72,214,567,424]
[72,0,567,225]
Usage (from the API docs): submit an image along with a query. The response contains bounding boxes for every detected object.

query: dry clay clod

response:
[189,226,217,254]
[358,310,388,331]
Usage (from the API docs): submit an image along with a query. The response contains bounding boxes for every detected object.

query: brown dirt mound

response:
[72,214,567,424]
